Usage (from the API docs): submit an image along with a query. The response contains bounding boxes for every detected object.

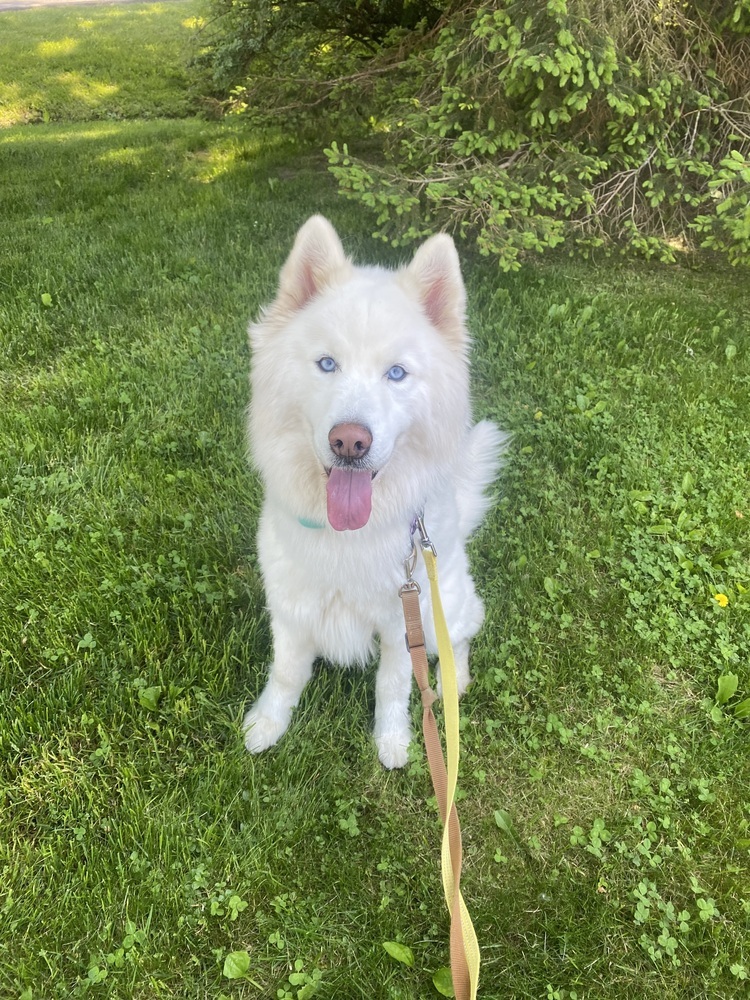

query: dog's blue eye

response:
[387,365,407,382]
[317,356,337,373]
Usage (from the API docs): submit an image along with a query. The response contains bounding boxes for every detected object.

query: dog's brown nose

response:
[328,423,372,460]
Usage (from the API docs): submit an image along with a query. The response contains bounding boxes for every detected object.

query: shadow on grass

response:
[0,117,338,374]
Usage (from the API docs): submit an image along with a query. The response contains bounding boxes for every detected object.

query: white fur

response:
[243,216,507,768]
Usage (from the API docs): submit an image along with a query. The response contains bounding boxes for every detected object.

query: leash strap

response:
[400,528,481,1000]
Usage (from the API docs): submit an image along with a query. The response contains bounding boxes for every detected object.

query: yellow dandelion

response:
[714,593,729,608]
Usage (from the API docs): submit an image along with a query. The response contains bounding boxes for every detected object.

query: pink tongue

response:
[326,468,373,531]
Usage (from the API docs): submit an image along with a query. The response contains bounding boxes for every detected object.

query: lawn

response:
[0,1,201,126]
[1,3,749,999]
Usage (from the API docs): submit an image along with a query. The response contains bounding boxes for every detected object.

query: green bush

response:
[198,0,446,96]
[208,0,750,268]
[327,0,750,268]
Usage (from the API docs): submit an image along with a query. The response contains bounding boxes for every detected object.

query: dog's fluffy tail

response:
[456,420,509,539]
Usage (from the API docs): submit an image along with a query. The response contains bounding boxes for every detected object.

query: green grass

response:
[0,1,202,126]
[1,6,749,999]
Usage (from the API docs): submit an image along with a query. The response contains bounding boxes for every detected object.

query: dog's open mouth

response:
[326,466,376,532]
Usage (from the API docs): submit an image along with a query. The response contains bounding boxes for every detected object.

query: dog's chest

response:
[258,512,408,663]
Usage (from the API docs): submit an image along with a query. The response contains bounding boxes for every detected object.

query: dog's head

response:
[249,216,472,531]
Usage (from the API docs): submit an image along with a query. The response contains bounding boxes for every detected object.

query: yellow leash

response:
[400,520,481,1000]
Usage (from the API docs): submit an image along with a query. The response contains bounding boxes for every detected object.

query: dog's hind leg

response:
[373,636,414,770]
[436,637,472,700]
[243,625,315,754]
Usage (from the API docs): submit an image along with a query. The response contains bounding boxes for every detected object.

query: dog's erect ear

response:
[275,216,350,314]
[399,233,467,347]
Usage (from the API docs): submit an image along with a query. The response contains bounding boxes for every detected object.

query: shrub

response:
[206,0,750,268]
[327,0,750,268]
[198,0,446,99]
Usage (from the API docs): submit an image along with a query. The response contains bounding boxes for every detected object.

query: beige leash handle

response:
[400,530,481,999]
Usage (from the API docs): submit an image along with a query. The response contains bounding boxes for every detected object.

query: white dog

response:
[243,216,505,768]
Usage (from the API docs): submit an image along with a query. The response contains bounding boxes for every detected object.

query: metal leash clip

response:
[414,515,437,557]
[400,539,420,595]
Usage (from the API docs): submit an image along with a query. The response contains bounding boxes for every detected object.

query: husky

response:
[243,216,505,768]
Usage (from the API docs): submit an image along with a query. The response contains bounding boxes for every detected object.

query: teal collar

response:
[298,516,325,530]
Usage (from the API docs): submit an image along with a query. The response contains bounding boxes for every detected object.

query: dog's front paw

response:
[243,705,290,754]
[375,730,411,770]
